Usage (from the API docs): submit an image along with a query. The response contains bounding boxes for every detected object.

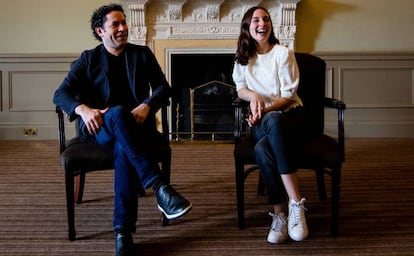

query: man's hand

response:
[131,103,150,124]
[75,104,109,135]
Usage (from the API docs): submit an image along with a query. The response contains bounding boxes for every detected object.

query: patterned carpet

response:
[0,138,413,256]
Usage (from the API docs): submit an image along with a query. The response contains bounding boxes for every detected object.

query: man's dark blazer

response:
[53,43,171,128]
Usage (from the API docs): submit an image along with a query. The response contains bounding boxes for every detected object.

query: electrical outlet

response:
[23,128,38,136]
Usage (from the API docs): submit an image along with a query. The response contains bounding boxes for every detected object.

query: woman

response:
[232,6,308,244]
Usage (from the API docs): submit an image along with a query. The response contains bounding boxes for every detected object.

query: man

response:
[53,4,192,256]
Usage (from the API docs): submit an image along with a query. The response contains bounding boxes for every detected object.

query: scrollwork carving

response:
[277,26,296,39]
[124,0,301,49]
[206,5,220,22]
[130,26,147,40]
[169,5,182,21]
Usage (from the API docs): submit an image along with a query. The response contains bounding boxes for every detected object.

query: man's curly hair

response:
[90,3,125,41]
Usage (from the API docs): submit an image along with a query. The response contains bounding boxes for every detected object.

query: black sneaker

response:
[155,183,192,220]
[115,232,134,256]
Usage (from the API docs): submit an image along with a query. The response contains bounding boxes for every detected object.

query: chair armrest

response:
[324,97,346,110]
[233,98,250,140]
[324,97,346,158]
[56,106,67,153]
[232,97,249,108]
[160,100,170,139]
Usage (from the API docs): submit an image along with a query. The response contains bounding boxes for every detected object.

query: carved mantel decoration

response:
[124,0,301,49]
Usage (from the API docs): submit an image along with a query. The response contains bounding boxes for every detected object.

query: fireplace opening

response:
[170,53,236,142]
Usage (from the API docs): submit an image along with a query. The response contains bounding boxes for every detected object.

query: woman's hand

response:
[247,92,265,127]
[237,88,265,127]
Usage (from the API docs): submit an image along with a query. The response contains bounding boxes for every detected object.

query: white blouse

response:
[232,44,303,110]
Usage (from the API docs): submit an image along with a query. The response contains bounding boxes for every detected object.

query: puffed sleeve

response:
[277,48,300,100]
[232,62,247,91]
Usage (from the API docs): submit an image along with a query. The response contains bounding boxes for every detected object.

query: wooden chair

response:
[56,103,171,241]
[233,53,346,236]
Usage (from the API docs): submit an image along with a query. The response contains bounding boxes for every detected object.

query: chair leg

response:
[257,172,266,196]
[65,172,76,241]
[315,169,327,201]
[161,155,171,185]
[331,166,341,236]
[137,184,146,197]
[75,173,85,204]
[235,161,245,228]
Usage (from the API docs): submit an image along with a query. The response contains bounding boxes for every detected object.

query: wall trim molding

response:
[1,51,413,139]
[315,51,414,60]
[0,53,79,62]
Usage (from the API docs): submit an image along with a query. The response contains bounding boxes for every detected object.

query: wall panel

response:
[0,54,78,140]
[339,67,413,108]
[0,52,413,139]
[9,71,66,111]
[319,52,414,138]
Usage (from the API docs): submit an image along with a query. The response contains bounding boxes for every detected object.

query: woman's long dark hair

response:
[234,6,279,65]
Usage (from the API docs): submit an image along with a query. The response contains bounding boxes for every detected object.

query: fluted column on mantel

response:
[125,0,149,45]
[278,0,301,49]
[124,0,301,49]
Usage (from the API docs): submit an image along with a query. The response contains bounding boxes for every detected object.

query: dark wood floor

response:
[0,138,413,256]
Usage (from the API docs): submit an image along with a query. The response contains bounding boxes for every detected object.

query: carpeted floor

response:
[0,138,413,255]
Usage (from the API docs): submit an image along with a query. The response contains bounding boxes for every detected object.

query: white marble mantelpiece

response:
[124,0,301,49]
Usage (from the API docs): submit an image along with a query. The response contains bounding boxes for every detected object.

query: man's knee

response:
[106,105,135,125]
[109,105,129,116]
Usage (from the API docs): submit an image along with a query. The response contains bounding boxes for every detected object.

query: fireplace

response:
[170,52,236,141]
[124,0,301,141]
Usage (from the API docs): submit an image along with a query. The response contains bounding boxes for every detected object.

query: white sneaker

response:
[267,212,288,244]
[288,198,309,241]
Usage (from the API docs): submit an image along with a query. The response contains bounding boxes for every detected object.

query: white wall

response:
[0,0,121,54]
[1,0,413,53]
[296,0,414,52]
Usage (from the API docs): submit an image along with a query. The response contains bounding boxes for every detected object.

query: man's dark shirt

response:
[106,51,136,110]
